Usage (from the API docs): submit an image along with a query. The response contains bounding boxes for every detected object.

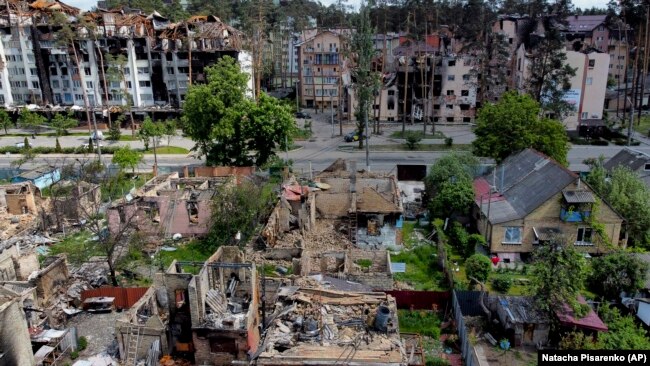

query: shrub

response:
[444,137,453,147]
[466,234,486,258]
[54,138,62,153]
[70,351,79,360]
[23,137,29,149]
[491,276,513,293]
[355,259,372,269]
[107,121,122,141]
[448,222,468,249]
[78,336,88,351]
[404,131,422,150]
[466,254,492,284]
[426,357,451,366]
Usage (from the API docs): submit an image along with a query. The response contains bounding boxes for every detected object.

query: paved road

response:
[1,111,649,173]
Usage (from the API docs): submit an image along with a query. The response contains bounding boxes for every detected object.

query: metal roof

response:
[496,296,548,324]
[474,149,577,224]
[15,166,57,180]
[565,15,607,33]
[562,190,595,203]
[604,148,650,172]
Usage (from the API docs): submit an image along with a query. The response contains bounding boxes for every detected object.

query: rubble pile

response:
[0,208,39,241]
[258,288,405,363]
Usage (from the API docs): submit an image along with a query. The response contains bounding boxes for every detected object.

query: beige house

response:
[474,149,625,263]
[297,29,349,111]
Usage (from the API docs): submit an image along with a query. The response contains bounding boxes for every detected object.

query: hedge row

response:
[0,145,121,154]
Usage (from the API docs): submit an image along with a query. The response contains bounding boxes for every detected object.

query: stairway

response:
[125,326,142,365]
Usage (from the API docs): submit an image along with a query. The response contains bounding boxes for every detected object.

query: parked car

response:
[91,131,104,140]
[295,111,312,119]
[344,131,366,142]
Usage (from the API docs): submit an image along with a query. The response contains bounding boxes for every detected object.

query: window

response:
[503,227,522,244]
[446,104,453,109]
[448,60,456,66]
[461,90,469,96]
[137,67,148,74]
[54,94,61,103]
[644,163,650,171]
[30,68,37,76]
[139,81,151,87]
[447,75,455,81]
[446,90,455,96]
[576,227,593,245]
[167,67,175,74]
[75,94,84,101]
[388,90,395,96]
[27,54,34,62]
[84,68,91,76]
[52,80,60,88]
[73,80,81,88]
[446,117,454,122]
[586,77,593,85]
[63,80,70,88]
[126,81,132,89]
[581,112,588,119]
[64,93,72,102]
[124,67,130,75]
[140,94,153,101]
[433,104,440,110]
[588,59,595,67]
[462,74,470,81]
[86,81,93,89]
[31,81,39,89]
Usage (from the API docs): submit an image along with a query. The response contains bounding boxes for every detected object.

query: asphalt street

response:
[0,109,648,173]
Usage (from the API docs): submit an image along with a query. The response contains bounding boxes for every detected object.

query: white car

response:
[91,131,104,140]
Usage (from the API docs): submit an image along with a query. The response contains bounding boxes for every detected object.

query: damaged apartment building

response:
[256,160,402,291]
[0,0,245,117]
[107,172,232,240]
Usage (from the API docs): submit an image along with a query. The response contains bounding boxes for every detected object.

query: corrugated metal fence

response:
[80,287,149,310]
[452,290,478,366]
[385,290,450,311]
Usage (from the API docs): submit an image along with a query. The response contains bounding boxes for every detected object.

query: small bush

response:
[24,137,29,149]
[355,259,372,269]
[444,137,453,147]
[70,351,79,360]
[54,138,62,153]
[404,131,423,150]
[78,336,88,351]
[426,357,451,366]
[491,276,513,293]
[466,254,492,284]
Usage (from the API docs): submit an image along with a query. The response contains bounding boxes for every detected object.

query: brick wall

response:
[5,192,36,215]
[0,244,19,281]
[30,255,68,307]
[315,192,350,218]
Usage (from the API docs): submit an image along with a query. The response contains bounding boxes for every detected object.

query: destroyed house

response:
[315,160,403,249]
[50,181,101,226]
[188,246,260,365]
[107,173,231,239]
[0,295,35,366]
[0,183,38,215]
[255,288,406,366]
[11,166,60,190]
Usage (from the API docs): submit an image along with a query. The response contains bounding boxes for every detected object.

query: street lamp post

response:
[330,93,334,138]
[91,99,102,164]
[295,81,300,112]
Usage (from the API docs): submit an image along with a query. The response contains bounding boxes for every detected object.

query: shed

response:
[492,296,550,347]
[11,166,61,190]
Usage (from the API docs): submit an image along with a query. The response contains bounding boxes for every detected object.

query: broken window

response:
[118,206,126,222]
[461,90,469,96]
[209,337,237,353]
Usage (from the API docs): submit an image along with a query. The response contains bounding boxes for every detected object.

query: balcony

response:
[560,208,591,222]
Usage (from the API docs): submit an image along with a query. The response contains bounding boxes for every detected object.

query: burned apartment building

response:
[0,0,245,120]
[107,172,232,240]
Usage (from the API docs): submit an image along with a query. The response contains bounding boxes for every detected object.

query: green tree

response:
[23,137,29,149]
[107,115,124,141]
[349,2,380,149]
[18,108,46,135]
[588,252,649,299]
[139,117,164,173]
[50,112,77,137]
[529,237,589,318]
[55,138,62,153]
[112,146,143,173]
[597,305,650,349]
[586,164,650,247]
[424,153,478,218]
[163,118,177,146]
[183,56,295,166]
[0,109,12,134]
[472,92,569,165]
[466,254,492,284]
[206,181,275,252]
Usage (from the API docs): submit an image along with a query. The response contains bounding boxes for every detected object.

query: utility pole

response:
[91,100,102,164]
[330,93,334,137]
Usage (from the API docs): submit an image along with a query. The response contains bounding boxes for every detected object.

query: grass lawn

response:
[292,128,313,141]
[631,116,650,135]
[391,244,448,291]
[366,144,472,152]
[144,146,189,154]
[159,240,212,274]
[390,130,446,139]
[118,135,139,141]
[50,231,102,264]
[398,310,442,338]
[101,173,152,201]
